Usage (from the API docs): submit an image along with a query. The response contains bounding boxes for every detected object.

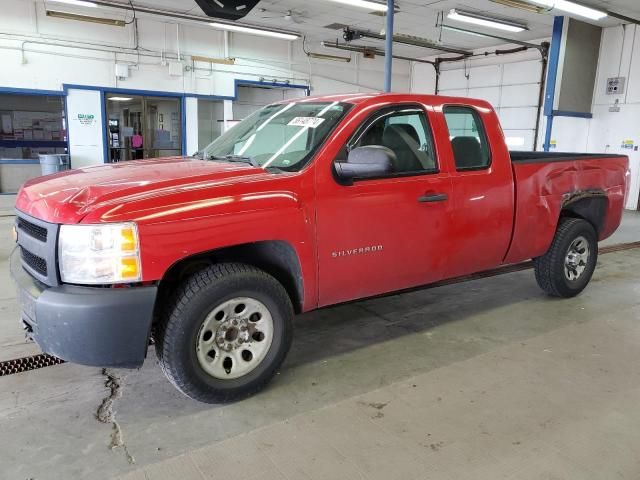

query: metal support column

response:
[542,16,564,151]
[384,0,394,92]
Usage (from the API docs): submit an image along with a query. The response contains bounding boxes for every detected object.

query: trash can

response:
[39,154,70,176]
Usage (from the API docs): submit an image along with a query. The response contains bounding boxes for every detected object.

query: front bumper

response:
[10,248,157,368]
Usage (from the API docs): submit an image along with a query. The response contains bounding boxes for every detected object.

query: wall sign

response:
[66,88,104,168]
[77,114,96,127]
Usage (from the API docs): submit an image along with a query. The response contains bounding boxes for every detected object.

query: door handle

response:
[418,193,448,203]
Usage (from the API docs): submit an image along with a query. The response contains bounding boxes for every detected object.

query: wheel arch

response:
[559,190,608,236]
[157,240,304,314]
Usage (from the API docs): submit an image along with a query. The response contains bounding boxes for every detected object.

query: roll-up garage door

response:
[437,59,543,151]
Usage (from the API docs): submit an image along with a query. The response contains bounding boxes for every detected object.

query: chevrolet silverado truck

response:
[11,93,630,403]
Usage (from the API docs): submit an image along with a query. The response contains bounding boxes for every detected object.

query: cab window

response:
[349,108,437,175]
[443,106,491,170]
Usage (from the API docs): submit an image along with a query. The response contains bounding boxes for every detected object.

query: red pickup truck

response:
[11,93,629,403]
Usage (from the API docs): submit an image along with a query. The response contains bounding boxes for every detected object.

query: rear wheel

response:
[533,217,598,298]
[156,263,293,403]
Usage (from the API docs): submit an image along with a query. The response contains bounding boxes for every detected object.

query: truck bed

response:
[510,151,626,163]
[504,152,629,265]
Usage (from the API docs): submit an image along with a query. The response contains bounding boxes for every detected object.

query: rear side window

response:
[443,106,490,170]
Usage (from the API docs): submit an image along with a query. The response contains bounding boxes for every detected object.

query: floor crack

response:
[96,368,135,465]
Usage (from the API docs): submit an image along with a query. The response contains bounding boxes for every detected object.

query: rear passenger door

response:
[315,105,454,306]
[442,105,514,276]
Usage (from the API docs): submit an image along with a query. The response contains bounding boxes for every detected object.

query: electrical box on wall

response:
[115,63,130,79]
[168,62,184,77]
[606,77,626,95]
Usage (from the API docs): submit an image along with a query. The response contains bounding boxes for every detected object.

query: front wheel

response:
[533,217,598,298]
[155,263,293,403]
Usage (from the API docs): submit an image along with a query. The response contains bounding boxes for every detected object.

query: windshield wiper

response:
[209,154,260,168]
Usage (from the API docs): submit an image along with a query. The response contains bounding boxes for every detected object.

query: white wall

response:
[410,46,547,151]
[0,0,411,167]
[0,0,410,97]
[551,24,640,210]
[409,27,640,211]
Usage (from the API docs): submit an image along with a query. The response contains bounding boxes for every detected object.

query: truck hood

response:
[15,157,271,224]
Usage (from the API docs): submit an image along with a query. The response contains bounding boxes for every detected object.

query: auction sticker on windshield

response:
[288,117,326,128]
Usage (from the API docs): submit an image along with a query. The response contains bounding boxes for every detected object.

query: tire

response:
[533,217,598,298]
[155,263,294,403]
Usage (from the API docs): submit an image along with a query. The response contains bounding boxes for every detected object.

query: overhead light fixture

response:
[440,24,546,51]
[447,9,528,32]
[47,0,97,7]
[46,10,125,26]
[490,0,546,13]
[108,97,134,101]
[526,0,607,20]
[322,0,388,12]
[209,22,299,40]
[307,52,351,62]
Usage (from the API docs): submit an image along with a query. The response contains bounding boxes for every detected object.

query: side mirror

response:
[334,146,395,183]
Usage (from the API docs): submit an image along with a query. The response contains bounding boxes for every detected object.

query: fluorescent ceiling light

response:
[108,97,134,101]
[323,0,388,12]
[527,0,607,20]
[447,9,527,32]
[209,22,299,40]
[47,0,97,7]
[490,0,545,14]
[46,10,125,26]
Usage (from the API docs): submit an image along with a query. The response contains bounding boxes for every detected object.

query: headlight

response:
[58,223,141,284]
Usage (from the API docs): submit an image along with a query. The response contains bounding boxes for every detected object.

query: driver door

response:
[315,105,454,306]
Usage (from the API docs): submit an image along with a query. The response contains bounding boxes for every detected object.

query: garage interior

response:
[2,0,640,479]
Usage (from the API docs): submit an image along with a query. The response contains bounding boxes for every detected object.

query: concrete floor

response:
[1,195,639,479]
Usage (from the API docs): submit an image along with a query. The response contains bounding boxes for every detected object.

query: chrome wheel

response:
[564,236,590,281]
[196,297,274,380]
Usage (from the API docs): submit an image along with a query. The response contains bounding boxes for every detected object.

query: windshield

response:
[199,101,351,171]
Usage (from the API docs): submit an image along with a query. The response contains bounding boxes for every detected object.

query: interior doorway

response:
[197,99,225,150]
[233,85,307,121]
[0,92,67,192]
[105,93,182,162]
